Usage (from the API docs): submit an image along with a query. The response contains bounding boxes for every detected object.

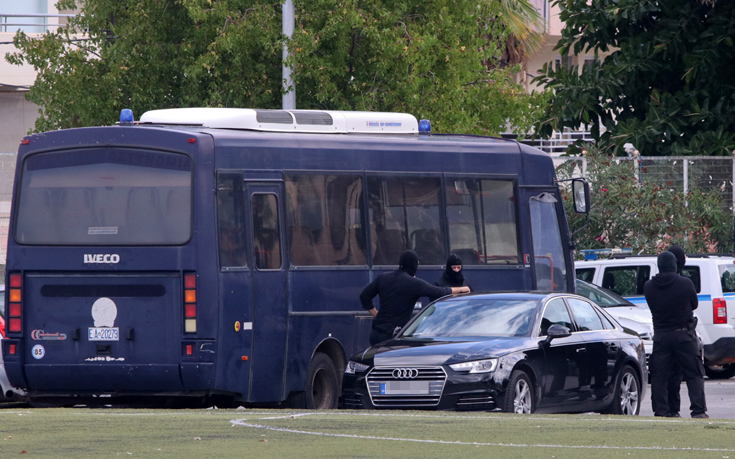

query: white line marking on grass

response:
[253,411,735,426]
[230,419,735,452]
[260,413,317,420]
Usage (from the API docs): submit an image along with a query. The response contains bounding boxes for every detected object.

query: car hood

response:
[359,337,535,366]
[605,306,652,325]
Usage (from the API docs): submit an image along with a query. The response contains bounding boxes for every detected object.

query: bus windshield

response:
[14,148,192,245]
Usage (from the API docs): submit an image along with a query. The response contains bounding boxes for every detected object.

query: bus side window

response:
[216,173,247,268]
[367,175,443,265]
[285,174,366,266]
[252,194,282,270]
[446,178,520,265]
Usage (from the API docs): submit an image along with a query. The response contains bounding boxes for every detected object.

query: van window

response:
[576,268,595,283]
[682,266,701,293]
[720,265,735,293]
[601,266,650,296]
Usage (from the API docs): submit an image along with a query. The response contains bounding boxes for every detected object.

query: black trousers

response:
[649,330,707,417]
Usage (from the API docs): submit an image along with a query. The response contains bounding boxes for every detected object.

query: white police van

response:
[576,254,735,379]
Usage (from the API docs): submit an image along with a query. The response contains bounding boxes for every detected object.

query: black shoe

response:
[665,412,681,418]
[692,413,709,419]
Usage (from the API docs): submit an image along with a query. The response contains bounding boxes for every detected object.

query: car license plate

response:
[88,327,119,341]
[380,381,429,395]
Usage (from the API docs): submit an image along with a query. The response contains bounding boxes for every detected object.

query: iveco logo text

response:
[84,254,120,264]
[392,368,420,379]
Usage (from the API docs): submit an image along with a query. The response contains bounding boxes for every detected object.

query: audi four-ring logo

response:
[392,368,420,379]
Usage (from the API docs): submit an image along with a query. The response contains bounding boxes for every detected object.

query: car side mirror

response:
[572,179,590,214]
[542,324,571,346]
[393,326,402,338]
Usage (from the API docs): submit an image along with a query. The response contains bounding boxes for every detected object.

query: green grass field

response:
[1,407,733,458]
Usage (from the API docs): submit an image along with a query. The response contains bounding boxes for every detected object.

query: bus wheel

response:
[305,352,339,409]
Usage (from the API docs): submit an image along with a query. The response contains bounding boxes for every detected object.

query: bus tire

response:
[305,352,339,409]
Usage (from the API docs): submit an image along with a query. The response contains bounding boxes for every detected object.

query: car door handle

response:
[576,348,586,353]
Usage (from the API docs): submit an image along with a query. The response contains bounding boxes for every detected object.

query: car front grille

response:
[366,366,446,407]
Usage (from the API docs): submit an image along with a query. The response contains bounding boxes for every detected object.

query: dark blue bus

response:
[2,108,588,407]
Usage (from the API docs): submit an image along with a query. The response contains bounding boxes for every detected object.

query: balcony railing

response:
[1,13,76,33]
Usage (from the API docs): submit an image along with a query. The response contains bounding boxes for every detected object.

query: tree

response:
[533,0,735,156]
[557,143,733,255]
[6,0,546,136]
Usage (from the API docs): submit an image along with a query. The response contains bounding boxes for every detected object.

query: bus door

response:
[245,183,289,402]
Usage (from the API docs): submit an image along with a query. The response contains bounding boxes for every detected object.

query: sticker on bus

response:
[88,327,120,341]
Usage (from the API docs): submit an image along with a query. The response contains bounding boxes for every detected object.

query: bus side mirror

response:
[572,179,590,214]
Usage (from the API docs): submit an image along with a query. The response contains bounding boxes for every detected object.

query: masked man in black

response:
[664,244,687,417]
[360,250,470,346]
[429,253,473,302]
[644,251,708,418]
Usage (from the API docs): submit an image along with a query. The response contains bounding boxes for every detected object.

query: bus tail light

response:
[714,298,727,324]
[184,272,197,333]
[8,273,22,334]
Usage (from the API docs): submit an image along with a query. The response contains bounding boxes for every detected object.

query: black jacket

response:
[360,270,451,335]
[644,271,698,334]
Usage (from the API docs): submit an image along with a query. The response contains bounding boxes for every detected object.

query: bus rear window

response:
[14,149,192,245]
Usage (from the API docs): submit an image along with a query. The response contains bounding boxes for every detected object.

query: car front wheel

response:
[608,365,640,415]
[504,370,534,414]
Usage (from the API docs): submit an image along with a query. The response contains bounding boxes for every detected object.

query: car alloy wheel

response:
[618,371,639,415]
[505,370,534,414]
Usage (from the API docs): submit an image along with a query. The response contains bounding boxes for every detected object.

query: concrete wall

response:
[0,92,38,152]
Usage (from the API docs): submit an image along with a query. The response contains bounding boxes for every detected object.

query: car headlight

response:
[345,361,370,374]
[449,359,497,374]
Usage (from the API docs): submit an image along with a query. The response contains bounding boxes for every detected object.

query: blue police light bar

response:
[419,119,431,135]
[580,248,633,260]
[119,109,134,125]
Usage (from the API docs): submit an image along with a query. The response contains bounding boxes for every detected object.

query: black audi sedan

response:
[342,292,646,415]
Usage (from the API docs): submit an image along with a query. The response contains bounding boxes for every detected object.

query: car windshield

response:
[576,280,635,308]
[402,297,537,338]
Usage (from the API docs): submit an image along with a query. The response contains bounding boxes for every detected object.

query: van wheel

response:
[705,363,735,379]
[503,370,534,414]
[607,365,640,415]
[304,352,339,409]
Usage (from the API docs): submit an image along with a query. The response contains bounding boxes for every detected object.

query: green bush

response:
[558,143,734,257]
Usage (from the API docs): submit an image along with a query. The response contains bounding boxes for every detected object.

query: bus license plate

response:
[380,381,429,395]
[88,327,120,341]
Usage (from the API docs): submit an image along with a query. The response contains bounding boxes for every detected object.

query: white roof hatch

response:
[138,108,418,134]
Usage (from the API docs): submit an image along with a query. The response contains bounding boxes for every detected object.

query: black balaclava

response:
[668,244,686,274]
[657,251,678,274]
[399,250,419,277]
[443,253,464,285]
